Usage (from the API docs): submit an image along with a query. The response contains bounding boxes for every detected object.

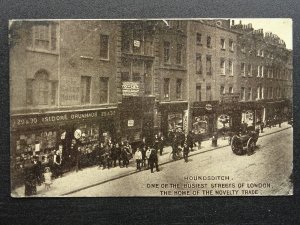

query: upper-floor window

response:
[206,85,212,101]
[229,39,234,52]
[176,79,183,99]
[241,44,246,53]
[220,85,225,96]
[206,55,212,75]
[207,36,212,48]
[220,58,225,75]
[196,53,202,75]
[248,87,252,101]
[241,63,246,76]
[196,33,202,45]
[32,24,57,51]
[241,87,245,101]
[100,34,109,59]
[196,84,201,101]
[81,76,91,104]
[176,44,183,65]
[164,41,170,63]
[99,77,109,104]
[163,78,170,100]
[248,64,252,76]
[229,60,233,76]
[220,38,225,50]
[229,86,233,94]
[26,70,57,106]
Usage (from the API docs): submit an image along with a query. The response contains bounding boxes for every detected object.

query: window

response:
[196,84,201,101]
[121,72,130,82]
[144,62,152,95]
[248,64,252,76]
[220,85,225,96]
[196,33,202,45]
[26,79,33,105]
[229,60,233,76]
[99,77,109,104]
[176,44,182,64]
[220,59,225,75]
[206,85,212,101]
[261,86,264,99]
[207,36,212,48]
[81,76,91,104]
[206,55,212,75]
[163,78,170,99]
[248,87,252,100]
[133,30,143,54]
[36,73,49,105]
[220,38,225,50]
[257,49,260,56]
[32,24,57,51]
[241,87,245,101]
[132,72,141,82]
[241,44,246,53]
[241,63,245,76]
[196,54,202,75]
[256,86,261,100]
[176,79,182,99]
[257,66,260,77]
[164,41,170,63]
[260,66,263,77]
[229,39,234,52]
[261,50,264,57]
[51,81,57,105]
[270,87,273,99]
[229,86,233,94]
[100,34,109,59]
[263,66,267,78]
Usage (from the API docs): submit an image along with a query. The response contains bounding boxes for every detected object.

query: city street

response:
[66,127,293,197]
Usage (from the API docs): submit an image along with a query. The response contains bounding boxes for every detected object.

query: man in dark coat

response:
[148,148,159,173]
[183,142,189,163]
[186,131,194,152]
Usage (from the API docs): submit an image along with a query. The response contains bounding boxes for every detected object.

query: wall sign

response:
[128,119,134,127]
[122,82,140,96]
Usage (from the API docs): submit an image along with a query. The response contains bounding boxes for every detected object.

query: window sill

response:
[98,57,110,62]
[26,48,59,55]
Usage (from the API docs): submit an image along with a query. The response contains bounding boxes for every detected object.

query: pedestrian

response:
[183,142,189,163]
[115,143,122,167]
[141,146,147,168]
[212,132,218,147]
[196,132,202,150]
[75,144,82,173]
[134,148,142,171]
[53,150,63,178]
[24,158,37,196]
[153,134,160,151]
[186,131,194,152]
[121,145,129,168]
[148,148,159,173]
[43,167,52,191]
[158,132,164,156]
[260,122,264,133]
[110,143,118,168]
[102,144,111,169]
[145,147,152,169]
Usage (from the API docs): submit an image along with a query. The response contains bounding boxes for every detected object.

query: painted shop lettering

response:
[42,114,68,122]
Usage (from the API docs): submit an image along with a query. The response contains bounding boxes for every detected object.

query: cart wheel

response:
[231,135,243,155]
[246,137,256,154]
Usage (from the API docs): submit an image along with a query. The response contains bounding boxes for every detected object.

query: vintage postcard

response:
[9,19,293,197]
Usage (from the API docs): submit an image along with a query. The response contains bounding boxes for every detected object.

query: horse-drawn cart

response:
[231,130,259,155]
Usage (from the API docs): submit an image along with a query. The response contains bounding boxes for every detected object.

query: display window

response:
[217,114,231,130]
[168,113,183,132]
[75,123,100,154]
[192,116,208,134]
[241,111,254,126]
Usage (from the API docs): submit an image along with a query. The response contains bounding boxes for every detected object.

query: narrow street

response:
[66,127,293,197]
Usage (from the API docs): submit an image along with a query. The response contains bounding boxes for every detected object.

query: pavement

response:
[11,122,292,197]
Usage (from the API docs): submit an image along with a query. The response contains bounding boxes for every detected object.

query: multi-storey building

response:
[186,20,239,136]
[232,21,293,128]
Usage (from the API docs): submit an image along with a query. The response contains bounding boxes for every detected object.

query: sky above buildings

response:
[232,18,293,50]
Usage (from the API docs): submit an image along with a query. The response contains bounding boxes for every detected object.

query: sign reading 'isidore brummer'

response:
[11,109,116,129]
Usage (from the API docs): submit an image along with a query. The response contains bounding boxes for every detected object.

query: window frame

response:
[100,34,109,60]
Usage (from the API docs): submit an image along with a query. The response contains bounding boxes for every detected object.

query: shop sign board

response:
[122,82,140,96]
[221,93,240,103]
[11,109,117,129]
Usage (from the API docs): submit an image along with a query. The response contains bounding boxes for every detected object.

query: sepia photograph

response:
[9,19,293,197]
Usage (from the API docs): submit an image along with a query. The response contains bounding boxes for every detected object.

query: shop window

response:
[206,55,212,75]
[220,58,225,75]
[248,87,252,100]
[207,36,212,48]
[206,85,212,101]
[196,53,202,75]
[196,84,201,101]
[163,78,170,100]
[26,79,33,105]
[32,24,57,51]
[176,44,183,65]
[168,113,183,132]
[241,87,245,101]
[241,63,245,76]
[100,34,109,59]
[176,79,182,99]
[229,39,234,52]
[220,38,225,50]
[229,60,233,76]
[163,41,170,63]
[81,76,91,104]
[196,33,202,45]
[99,77,109,104]
[229,86,233,94]
[248,64,252,76]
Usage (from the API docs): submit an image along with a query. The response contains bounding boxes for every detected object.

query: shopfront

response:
[191,101,217,138]
[216,102,242,133]
[10,107,117,188]
[158,101,188,142]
